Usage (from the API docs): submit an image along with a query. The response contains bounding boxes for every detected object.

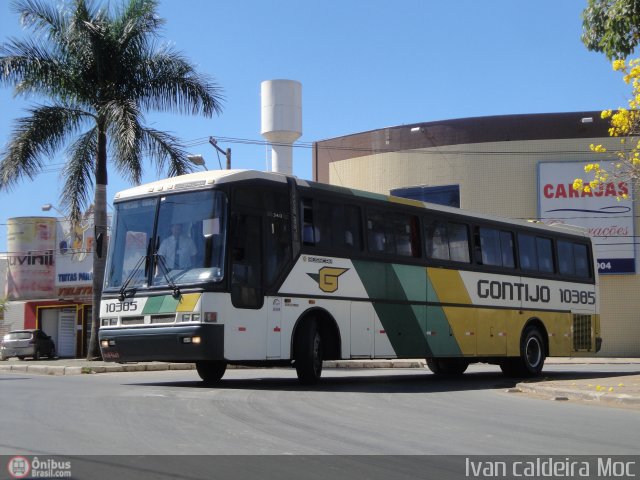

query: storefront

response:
[3,211,96,357]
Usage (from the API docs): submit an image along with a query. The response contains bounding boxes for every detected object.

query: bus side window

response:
[425,220,450,260]
[573,243,590,278]
[536,237,555,273]
[518,234,537,271]
[558,240,574,275]
[302,198,362,253]
[448,222,470,263]
[302,198,315,246]
[367,209,419,257]
[499,231,515,268]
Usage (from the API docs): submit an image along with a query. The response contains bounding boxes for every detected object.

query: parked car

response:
[0,329,56,360]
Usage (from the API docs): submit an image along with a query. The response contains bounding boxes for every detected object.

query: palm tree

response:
[0,0,223,359]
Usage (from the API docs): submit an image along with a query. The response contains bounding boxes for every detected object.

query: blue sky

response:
[0,0,631,251]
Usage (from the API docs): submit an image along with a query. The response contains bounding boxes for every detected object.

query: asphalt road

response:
[1,364,639,456]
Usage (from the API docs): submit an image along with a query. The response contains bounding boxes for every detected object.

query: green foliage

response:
[0,0,224,358]
[582,0,640,60]
[0,0,224,221]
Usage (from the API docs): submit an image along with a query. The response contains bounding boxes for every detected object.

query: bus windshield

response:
[104,189,227,290]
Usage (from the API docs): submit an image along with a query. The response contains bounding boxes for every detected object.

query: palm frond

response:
[67,0,108,76]
[0,38,76,99]
[136,47,224,117]
[0,104,92,189]
[141,127,194,178]
[60,127,97,222]
[11,0,68,43]
[116,0,164,52]
[103,99,144,184]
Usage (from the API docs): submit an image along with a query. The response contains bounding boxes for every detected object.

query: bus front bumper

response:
[98,324,224,363]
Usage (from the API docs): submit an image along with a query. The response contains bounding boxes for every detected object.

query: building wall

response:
[324,137,639,357]
[1,301,26,337]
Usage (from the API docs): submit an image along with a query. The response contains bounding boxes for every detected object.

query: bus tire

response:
[294,319,323,385]
[426,358,468,377]
[196,360,227,384]
[500,326,546,377]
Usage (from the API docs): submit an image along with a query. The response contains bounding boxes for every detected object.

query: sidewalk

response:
[1,357,639,408]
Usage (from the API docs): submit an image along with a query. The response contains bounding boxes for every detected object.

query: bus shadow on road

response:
[123,367,640,393]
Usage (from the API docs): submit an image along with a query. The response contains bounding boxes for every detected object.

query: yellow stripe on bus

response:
[176,293,201,312]
[428,268,472,305]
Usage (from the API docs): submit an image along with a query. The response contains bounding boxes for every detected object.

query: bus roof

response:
[113,169,591,239]
[113,169,289,201]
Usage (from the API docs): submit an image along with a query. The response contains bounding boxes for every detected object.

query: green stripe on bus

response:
[353,260,432,357]
[142,295,180,314]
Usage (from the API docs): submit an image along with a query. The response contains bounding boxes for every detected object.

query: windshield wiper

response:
[118,255,147,301]
[154,252,181,299]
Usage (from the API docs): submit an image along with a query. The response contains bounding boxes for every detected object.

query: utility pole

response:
[209,137,231,169]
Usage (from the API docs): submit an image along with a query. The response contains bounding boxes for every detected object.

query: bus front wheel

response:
[294,319,323,385]
[196,360,227,384]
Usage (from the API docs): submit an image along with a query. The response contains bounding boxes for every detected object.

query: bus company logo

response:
[307,267,349,293]
[7,456,30,479]
[302,255,333,265]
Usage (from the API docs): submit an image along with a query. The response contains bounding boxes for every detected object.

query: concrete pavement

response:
[1,356,639,408]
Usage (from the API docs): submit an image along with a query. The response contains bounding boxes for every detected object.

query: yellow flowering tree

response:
[575,58,640,198]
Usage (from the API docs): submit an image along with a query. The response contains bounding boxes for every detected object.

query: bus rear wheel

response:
[196,360,227,384]
[294,319,323,385]
[500,326,546,377]
[426,358,469,377]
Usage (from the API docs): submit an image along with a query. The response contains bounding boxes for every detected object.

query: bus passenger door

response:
[227,212,268,360]
[230,213,264,309]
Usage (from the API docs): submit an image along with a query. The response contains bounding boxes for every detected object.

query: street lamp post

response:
[209,137,231,169]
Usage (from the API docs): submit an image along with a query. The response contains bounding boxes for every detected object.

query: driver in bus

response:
[158,223,197,269]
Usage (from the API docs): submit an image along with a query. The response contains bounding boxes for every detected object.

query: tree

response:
[573,59,640,197]
[0,0,223,359]
[582,0,640,60]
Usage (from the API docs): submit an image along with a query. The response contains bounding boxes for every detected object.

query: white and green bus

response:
[99,169,601,384]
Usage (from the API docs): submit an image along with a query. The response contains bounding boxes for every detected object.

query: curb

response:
[515,382,640,407]
[0,363,196,376]
[0,360,423,376]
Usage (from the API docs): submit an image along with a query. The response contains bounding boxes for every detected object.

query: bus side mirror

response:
[203,218,220,238]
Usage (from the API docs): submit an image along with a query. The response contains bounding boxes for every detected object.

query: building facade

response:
[313,111,639,356]
[2,212,96,358]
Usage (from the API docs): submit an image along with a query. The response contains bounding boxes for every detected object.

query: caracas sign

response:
[538,161,635,274]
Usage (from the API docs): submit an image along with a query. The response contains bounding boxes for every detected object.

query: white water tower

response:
[260,79,302,175]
